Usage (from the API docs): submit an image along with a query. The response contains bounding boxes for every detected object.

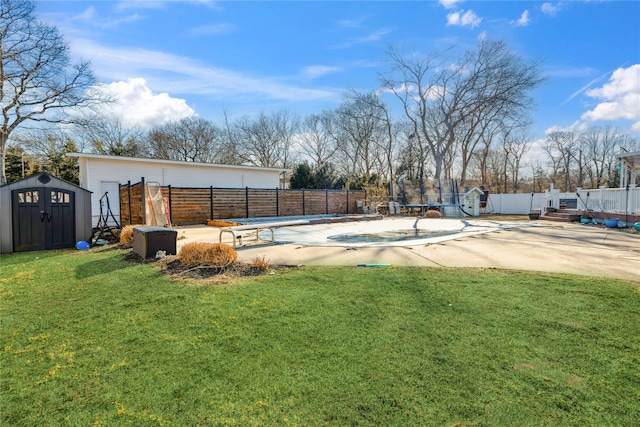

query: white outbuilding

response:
[617,151,640,188]
[67,153,289,226]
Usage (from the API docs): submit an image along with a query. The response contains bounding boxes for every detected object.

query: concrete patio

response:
[171,219,640,282]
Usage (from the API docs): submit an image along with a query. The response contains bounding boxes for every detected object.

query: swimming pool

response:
[265,217,534,247]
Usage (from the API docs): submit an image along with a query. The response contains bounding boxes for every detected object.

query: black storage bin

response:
[133,226,177,259]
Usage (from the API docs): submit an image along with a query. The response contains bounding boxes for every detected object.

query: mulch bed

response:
[158,255,272,281]
[118,249,287,283]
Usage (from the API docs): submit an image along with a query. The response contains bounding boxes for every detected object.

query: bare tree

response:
[0,0,107,183]
[381,39,543,200]
[530,161,548,193]
[145,117,220,163]
[234,110,299,168]
[582,126,623,188]
[460,114,529,187]
[217,109,244,165]
[332,93,383,180]
[296,110,338,171]
[544,130,579,191]
[484,148,508,193]
[75,114,144,157]
[502,132,531,193]
[395,125,421,182]
[346,90,399,197]
[469,120,505,186]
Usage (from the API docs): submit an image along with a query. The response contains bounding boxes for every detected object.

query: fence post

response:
[168,185,173,224]
[127,181,132,225]
[276,187,279,217]
[245,187,249,218]
[302,189,306,216]
[325,189,329,214]
[346,189,349,214]
[210,186,214,220]
[141,177,146,225]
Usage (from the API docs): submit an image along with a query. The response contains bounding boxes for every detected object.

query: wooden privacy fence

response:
[119,179,366,226]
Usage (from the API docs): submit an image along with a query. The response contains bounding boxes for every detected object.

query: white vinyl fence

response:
[484,186,640,215]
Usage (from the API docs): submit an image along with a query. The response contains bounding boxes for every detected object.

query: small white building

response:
[617,151,640,188]
[462,187,485,217]
[67,153,289,226]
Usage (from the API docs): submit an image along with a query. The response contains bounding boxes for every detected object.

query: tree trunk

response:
[1,132,8,184]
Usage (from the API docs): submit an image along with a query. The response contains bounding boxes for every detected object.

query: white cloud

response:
[69,38,338,104]
[354,29,391,44]
[333,28,393,49]
[544,121,586,136]
[513,10,531,27]
[446,10,482,29]
[552,66,609,106]
[101,78,196,129]
[581,65,640,130]
[115,0,168,11]
[439,0,463,10]
[337,17,367,28]
[188,23,235,37]
[116,0,218,12]
[303,65,342,79]
[383,82,445,102]
[77,6,96,20]
[541,2,560,17]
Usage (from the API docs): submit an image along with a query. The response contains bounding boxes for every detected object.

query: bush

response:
[424,209,442,218]
[119,225,143,245]
[250,255,270,271]
[178,242,238,268]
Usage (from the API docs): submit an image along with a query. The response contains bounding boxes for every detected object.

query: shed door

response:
[11,187,76,252]
[48,189,75,249]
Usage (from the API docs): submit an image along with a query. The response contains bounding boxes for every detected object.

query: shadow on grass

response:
[74,251,139,279]
[0,249,74,267]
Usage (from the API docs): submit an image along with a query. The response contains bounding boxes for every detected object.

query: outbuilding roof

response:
[67,153,291,173]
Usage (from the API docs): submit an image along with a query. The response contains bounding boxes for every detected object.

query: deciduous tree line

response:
[3,0,637,194]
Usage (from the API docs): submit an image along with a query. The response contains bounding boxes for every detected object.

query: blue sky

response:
[37,0,640,138]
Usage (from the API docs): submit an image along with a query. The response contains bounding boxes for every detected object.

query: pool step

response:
[540,208,582,223]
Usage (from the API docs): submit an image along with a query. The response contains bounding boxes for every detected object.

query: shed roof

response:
[464,187,485,196]
[67,153,291,173]
[0,172,91,192]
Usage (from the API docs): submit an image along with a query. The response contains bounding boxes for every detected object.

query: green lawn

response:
[1,248,639,426]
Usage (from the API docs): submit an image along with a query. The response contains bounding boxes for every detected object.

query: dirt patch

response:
[158,255,270,280]
[513,362,536,371]
[93,242,133,252]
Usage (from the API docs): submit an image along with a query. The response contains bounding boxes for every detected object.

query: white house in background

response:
[67,153,290,226]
